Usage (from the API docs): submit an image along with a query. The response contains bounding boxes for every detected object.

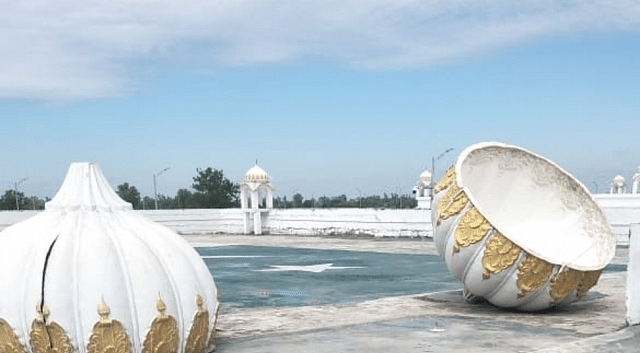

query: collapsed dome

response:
[456,142,615,270]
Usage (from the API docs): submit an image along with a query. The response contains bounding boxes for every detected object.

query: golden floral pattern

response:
[550,268,582,302]
[454,206,491,253]
[434,165,456,194]
[576,270,602,299]
[87,300,132,353]
[482,232,521,280]
[143,299,179,353]
[436,184,469,225]
[30,304,74,353]
[0,318,27,353]
[185,294,210,353]
[516,254,554,299]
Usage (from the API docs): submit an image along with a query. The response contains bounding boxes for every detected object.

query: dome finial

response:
[98,298,111,323]
[156,298,167,316]
[196,293,204,311]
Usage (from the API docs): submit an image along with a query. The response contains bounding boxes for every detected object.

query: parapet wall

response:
[594,194,640,245]
[0,208,432,238]
[1,194,638,242]
[263,208,431,237]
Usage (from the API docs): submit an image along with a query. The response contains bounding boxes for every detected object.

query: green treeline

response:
[1,167,417,210]
[273,193,417,209]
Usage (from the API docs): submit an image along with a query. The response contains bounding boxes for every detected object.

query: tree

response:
[116,183,142,209]
[192,168,239,208]
[292,193,304,208]
[0,190,24,210]
[141,196,157,210]
[175,188,197,209]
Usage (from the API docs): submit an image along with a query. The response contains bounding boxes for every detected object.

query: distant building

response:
[413,169,432,209]
[240,164,274,235]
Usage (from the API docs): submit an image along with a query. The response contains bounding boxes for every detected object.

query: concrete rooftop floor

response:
[185,234,638,353]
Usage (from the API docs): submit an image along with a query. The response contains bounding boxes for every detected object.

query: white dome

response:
[419,170,432,186]
[245,164,270,183]
[0,162,219,352]
[613,175,625,182]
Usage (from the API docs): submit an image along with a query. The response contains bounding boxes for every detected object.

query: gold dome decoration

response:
[87,300,132,353]
[436,183,468,225]
[453,206,491,253]
[550,268,583,303]
[185,294,210,353]
[30,303,73,353]
[0,318,26,353]
[481,231,521,280]
[515,254,554,299]
[143,299,179,353]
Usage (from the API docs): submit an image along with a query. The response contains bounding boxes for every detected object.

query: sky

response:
[1,0,639,200]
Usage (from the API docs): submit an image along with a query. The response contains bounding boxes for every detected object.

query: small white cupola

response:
[240,163,274,235]
[610,174,627,194]
[413,169,433,209]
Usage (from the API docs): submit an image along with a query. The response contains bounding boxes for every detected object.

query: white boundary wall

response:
[2,194,638,240]
[0,208,433,238]
[263,208,431,237]
[594,194,640,246]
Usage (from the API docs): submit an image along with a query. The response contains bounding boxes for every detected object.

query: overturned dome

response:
[244,164,270,183]
[0,162,219,352]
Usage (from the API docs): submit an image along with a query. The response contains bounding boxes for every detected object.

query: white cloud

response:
[1,0,639,99]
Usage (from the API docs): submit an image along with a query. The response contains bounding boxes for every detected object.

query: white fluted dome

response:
[419,170,432,186]
[0,162,219,352]
[245,165,270,183]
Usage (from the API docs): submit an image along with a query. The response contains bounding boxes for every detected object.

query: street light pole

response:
[153,167,170,210]
[431,148,454,182]
[15,177,28,211]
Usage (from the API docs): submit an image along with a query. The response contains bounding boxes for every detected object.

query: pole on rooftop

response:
[153,167,170,210]
[15,177,28,211]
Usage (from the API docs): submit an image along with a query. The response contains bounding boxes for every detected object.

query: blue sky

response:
[1,1,639,200]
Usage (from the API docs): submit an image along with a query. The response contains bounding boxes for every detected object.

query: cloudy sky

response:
[1,0,639,200]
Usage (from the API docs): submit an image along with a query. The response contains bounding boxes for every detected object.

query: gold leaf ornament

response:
[143,299,179,353]
[436,184,469,225]
[550,268,582,302]
[87,300,132,353]
[434,165,456,194]
[576,270,602,299]
[454,206,491,253]
[29,303,74,353]
[0,318,27,353]
[482,232,521,280]
[516,254,554,299]
[185,294,210,353]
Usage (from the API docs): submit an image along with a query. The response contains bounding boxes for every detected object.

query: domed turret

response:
[610,175,627,194]
[0,162,219,352]
[413,169,433,209]
[240,164,274,235]
[419,170,432,187]
[245,165,270,183]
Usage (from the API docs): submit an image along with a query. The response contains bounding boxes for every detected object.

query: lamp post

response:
[355,187,363,208]
[15,177,28,211]
[153,167,170,210]
[431,148,454,184]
